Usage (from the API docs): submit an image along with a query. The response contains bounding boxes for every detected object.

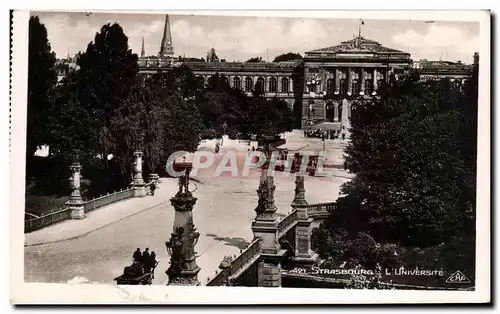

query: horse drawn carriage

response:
[114,259,159,285]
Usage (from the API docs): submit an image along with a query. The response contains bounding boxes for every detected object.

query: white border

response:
[10,9,491,304]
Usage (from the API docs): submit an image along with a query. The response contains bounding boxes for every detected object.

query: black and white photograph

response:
[10,9,490,304]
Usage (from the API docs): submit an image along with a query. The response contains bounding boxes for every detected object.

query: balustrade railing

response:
[25,187,136,233]
[206,238,262,286]
[306,202,337,215]
[24,207,72,233]
[83,188,135,213]
[277,209,298,237]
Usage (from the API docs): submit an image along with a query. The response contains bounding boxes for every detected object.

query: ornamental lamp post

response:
[166,153,201,286]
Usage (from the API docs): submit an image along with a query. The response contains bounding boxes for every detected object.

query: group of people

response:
[304,127,346,140]
[132,248,158,274]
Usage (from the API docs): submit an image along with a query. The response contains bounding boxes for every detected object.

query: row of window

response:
[323,78,383,95]
[201,76,291,93]
[234,77,291,93]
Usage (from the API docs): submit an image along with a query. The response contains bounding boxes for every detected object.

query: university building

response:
[56,14,478,129]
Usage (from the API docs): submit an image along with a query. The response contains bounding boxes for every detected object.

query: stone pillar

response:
[292,175,307,206]
[289,78,293,93]
[67,162,85,219]
[334,68,340,94]
[252,140,286,287]
[165,171,201,286]
[360,69,366,95]
[290,176,318,265]
[132,150,146,197]
[373,68,378,95]
[347,67,353,95]
[334,102,339,122]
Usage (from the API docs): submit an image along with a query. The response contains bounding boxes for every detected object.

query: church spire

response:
[141,37,145,57]
[159,14,174,57]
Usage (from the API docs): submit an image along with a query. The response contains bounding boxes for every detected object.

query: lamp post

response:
[67,149,85,219]
[165,155,201,286]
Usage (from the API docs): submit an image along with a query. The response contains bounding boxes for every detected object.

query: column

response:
[292,175,307,206]
[334,68,340,94]
[252,137,286,287]
[360,69,366,95]
[347,67,353,95]
[166,169,201,286]
[373,68,378,95]
[289,78,293,93]
[67,162,85,219]
[132,150,146,197]
[334,103,339,122]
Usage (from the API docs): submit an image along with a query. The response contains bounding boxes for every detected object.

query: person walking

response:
[150,181,156,196]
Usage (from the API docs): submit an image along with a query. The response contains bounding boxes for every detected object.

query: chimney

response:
[473,52,479,65]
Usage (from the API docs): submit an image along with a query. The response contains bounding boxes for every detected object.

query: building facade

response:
[56,15,478,129]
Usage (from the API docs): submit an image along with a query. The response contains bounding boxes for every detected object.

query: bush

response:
[25,194,69,217]
[311,226,347,262]
[344,232,379,269]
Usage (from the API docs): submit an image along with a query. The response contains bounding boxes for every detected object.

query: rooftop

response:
[138,57,302,70]
[306,36,410,57]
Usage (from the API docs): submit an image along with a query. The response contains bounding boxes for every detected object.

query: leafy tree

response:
[273,52,302,62]
[27,16,57,161]
[246,57,263,62]
[206,48,219,63]
[76,23,139,164]
[317,70,477,278]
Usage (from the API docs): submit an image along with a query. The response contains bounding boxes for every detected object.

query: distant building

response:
[56,15,478,129]
[55,54,79,84]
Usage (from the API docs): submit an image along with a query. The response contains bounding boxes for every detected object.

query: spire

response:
[159,14,174,57]
[67,48,70,60]
[141,37,145,57]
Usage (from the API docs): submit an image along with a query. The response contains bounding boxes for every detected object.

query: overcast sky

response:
[32,11,480,64]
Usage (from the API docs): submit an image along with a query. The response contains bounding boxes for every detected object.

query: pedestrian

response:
[133,248,142,263]
[149,252,158,277]
[342,133,346,140]
[150,181,156,196]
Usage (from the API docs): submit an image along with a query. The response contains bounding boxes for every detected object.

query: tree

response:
[273,52,302,63]
[246,57,263,62]
[206,48,219,63]
[27,16,57,161]
[76,23,139,164]
[319,71,477,266]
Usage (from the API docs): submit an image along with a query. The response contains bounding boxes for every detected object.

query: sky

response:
[32,11,480,64]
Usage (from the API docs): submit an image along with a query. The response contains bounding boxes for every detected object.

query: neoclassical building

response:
[56,15,478,129]
[300,36,412,128]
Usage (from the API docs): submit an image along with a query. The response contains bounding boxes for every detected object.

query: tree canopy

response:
[315,70,478,277]
[273,52,302,62]
[246,57,263,62]
[27,16,57,161]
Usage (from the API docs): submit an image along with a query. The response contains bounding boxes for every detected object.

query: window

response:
[223,76,229,85]
[269,77,277,92]
[233,77,241,90]
[257,77,265,91]
[453,80,462,93]
[281,78,289,93]
[339,79,346,95]
[364,79,372,95]
[377,80,383,90]
[245,77,253,92]
[351,80,359,95]
[326,79,334,94]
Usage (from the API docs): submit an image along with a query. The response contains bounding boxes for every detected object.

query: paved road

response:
[24,132,352,285]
